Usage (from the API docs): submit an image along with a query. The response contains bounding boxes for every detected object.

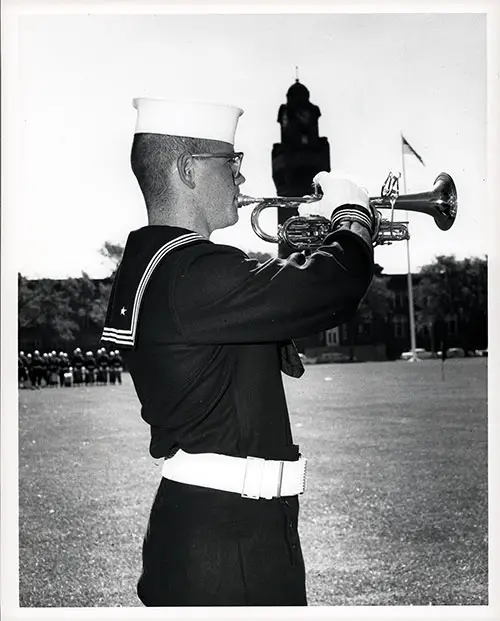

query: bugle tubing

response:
[239,172,457,249]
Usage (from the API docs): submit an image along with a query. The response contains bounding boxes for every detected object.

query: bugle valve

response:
[239,172,458,250]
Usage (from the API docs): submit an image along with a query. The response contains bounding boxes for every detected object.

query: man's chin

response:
[222,212,239,229]
[210,208,240,233]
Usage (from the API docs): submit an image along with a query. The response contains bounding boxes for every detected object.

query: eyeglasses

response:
[191,152,244,178]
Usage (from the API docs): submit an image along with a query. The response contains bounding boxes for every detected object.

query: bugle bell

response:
[238,171,458,250]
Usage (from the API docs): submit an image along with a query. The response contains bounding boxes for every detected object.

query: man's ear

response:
[176,152,196,190]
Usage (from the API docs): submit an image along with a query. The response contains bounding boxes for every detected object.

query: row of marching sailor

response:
[18,348,123,388]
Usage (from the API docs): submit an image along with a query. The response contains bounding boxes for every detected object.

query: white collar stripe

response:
[102,327,134,335]
[101,330,134,341]
[101,233,205,346]
[101,334,134,346]
[129,233,203,330]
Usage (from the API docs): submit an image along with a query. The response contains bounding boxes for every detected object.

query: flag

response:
[401,134,425,166]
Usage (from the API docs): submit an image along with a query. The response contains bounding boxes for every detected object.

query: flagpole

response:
[400,133,418,363]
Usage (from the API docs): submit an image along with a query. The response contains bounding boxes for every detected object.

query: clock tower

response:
[272,78,331,257]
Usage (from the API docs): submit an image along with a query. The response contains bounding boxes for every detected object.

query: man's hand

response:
[299,171,370,220]
[299,171,377,239]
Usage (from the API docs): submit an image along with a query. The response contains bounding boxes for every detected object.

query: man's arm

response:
[167,224,373,344]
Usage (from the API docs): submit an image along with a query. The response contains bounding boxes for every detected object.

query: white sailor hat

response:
[132,98,244,145]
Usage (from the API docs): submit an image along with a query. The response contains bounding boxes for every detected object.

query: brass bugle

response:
[370,172,457,232]
[238,172,458,248]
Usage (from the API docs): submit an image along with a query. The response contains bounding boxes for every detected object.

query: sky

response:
[8,10,489,278]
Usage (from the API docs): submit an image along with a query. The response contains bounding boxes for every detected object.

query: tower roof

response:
[286,79,310,103]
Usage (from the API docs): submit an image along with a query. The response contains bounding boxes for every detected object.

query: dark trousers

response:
[137,478,307,606]
[32,369,43,387]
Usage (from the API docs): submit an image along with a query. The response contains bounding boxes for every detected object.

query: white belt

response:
[161,449,307,500]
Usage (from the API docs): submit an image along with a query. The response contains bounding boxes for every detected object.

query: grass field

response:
[18,357,488,607]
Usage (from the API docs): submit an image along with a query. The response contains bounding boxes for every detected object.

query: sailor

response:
[101,97,375,606]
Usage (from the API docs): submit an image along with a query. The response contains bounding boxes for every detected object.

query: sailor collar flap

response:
[101,227,208,349]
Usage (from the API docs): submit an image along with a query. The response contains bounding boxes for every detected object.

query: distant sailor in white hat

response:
[101,97,376,606]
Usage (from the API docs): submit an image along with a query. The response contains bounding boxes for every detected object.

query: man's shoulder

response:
[182,240,247,259]
[170,241,251,280]
[122,225,207,258]
[121,227,249,266]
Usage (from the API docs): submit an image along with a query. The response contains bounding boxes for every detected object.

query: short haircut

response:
[130,133,215,208]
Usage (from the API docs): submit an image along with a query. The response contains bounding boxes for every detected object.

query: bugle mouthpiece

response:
[237,195,263,207]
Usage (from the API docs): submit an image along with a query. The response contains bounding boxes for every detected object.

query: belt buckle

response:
[241,456,265,499]
[241,457,286,500]
[275,460,285,498]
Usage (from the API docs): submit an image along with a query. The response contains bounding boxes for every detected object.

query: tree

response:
[65,272,113,332]
[18,274,79,350]
[99,241,124,276]
[18,272,114,352]
[414,255,487,353]
[344,265,393,361]
[246,250,275,263]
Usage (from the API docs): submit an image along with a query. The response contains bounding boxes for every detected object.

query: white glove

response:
[299,171,370,219]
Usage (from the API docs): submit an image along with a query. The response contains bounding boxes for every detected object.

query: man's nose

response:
[235,172,246,186]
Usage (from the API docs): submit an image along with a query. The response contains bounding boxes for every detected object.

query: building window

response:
[325,327,339,346]
[358,322,371,336]
[393,315,408,338]
[394,291,406,309]
[446,316,458,337]
[341,324,349,341]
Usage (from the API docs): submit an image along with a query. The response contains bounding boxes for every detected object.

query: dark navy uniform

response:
[72,349,85,385]
[18,352,29,387]
[102,223,373,606]
[84,352,97,385]
[58,352,70,387]
[26,354,34,387]
[31,351,45,388]
[96,349,110,384]
[110,351,123,385]
[47,353,60,387]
